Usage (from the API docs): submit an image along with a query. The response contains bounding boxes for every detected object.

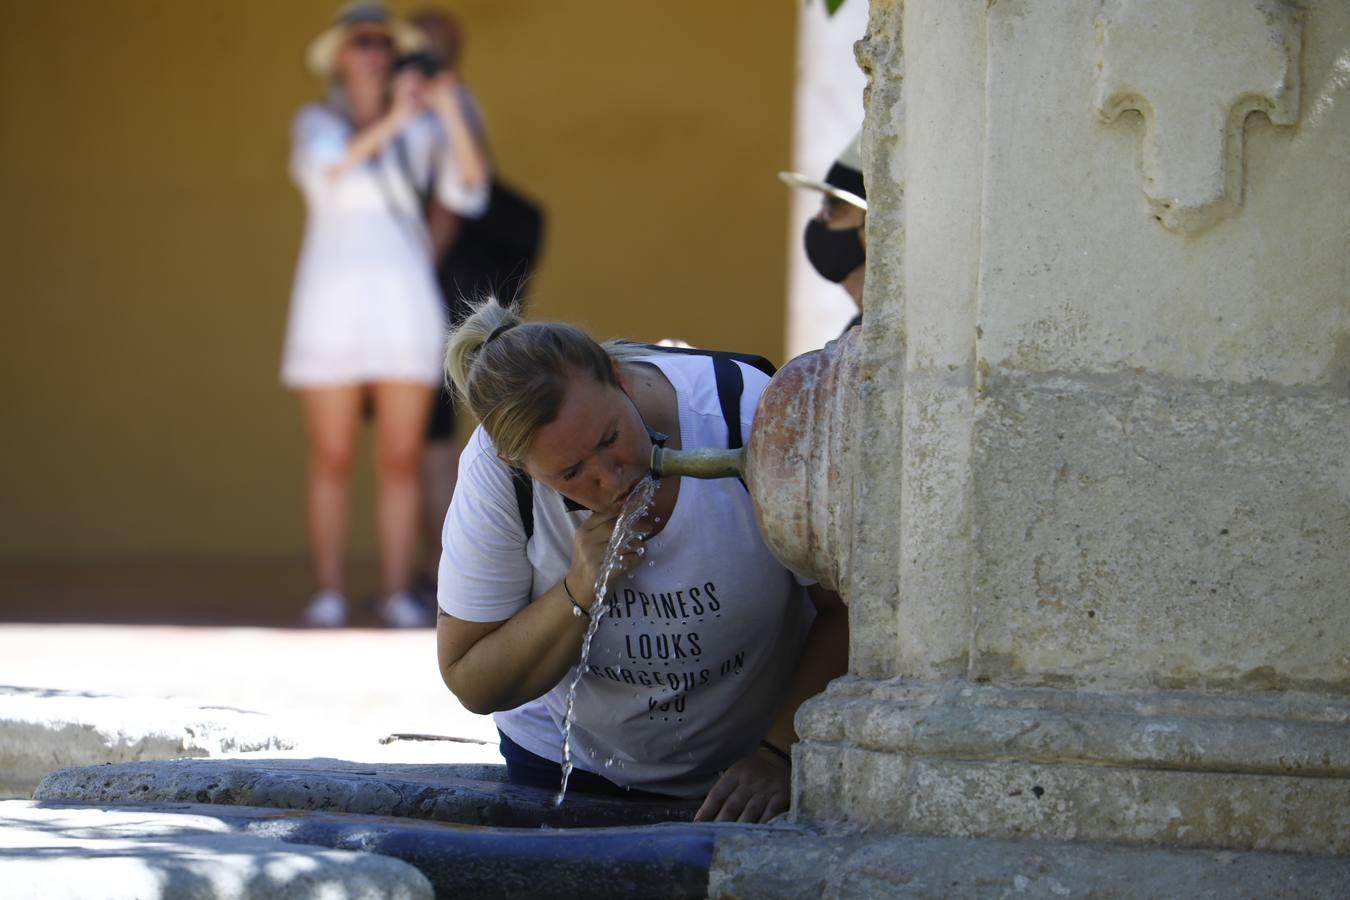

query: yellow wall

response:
[0,1,797,559]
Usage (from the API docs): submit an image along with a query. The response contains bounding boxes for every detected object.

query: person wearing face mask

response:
[780,132,867,335]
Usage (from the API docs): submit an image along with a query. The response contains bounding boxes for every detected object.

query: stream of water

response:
[554,474,659,806]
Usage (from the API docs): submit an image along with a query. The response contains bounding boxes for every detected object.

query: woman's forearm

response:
[431,90,489,193]
[762,597,849,754]
[330,108,410,178]
[445,579,591,713]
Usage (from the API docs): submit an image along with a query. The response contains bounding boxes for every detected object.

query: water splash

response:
[555,474,659,806]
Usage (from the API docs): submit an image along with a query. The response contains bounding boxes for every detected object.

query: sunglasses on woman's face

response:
[349,32,394,52]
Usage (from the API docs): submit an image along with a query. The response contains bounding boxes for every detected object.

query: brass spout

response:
[650,446,746,480]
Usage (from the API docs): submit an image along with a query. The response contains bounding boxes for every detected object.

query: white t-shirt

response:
[438,352,813,798]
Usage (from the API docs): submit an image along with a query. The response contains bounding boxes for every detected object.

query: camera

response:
[393,51,443,78]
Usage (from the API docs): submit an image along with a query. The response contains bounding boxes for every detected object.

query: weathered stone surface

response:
[756,0,1350,860]
[1092,0,1304,234]
[34,758,700,828]
[798,746,1350,855]
[0,686,293,799]
[841,0,908,680]
[800,678,1350,775]
[971,375,1350,691]
[0,800,432,899]
[793,678,1350,854]
[710,826,1350,899]
[981,0,1346,386]
[797,0,1350,685]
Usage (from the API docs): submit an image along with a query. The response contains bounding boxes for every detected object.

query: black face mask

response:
[803,218,865,284]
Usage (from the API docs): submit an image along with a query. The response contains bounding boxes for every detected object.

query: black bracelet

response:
[759,739,791,766]
[562,578,590,619]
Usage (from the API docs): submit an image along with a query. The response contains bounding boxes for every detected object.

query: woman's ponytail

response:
[444,299,520,401]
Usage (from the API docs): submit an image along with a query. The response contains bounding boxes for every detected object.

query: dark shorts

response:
[497,730,670,801]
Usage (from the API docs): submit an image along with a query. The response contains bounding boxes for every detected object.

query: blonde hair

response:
[445,298,650,464]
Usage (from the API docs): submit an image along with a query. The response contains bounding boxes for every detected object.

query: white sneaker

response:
[302,590,348,628]
[379,591,434,628]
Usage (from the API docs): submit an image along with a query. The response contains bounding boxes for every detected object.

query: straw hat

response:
[778,132,867,211]
[305,2,423,79]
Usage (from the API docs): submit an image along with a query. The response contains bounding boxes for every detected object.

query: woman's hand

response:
[694,746,791,823]
[566,508,648,610]
[390,68,427,123]
[322,70,425,182]
[423,70,462,120]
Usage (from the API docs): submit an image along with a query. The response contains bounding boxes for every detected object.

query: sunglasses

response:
[349,32,394,52]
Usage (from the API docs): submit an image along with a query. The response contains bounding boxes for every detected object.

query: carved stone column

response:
[721,0,1350,890]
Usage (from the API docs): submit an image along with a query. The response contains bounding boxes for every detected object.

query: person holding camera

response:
[402,8,548,614]
[282,2,489,628]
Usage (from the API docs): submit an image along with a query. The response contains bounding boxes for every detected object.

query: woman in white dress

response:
[283,2,489,627]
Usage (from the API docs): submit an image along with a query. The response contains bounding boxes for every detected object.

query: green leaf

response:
[824,0,847,15]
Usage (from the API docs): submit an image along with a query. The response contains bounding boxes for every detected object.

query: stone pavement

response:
[0,624,501,801]
[0,801,433,899]
[0,624,717,897]
[0,686,295,798]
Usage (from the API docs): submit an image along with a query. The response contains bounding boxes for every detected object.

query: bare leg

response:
[421,438,462,578]
[298,386,364,594]
[371,381,435,599]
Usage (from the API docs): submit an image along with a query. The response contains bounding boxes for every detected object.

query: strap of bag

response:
[645,344,771,491]
[392,135,425,207]
[643,343,775,380]
[372,135,433,257]
[510,467,534,542]
[711,355,745,451]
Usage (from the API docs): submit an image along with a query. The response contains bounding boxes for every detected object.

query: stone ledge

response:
[793,744,1349,855]
[808,678,1350,724]
[790,677,1350,854]
[34,758,701,829]
[710,825,1350,899]
[797,679,1350,776]
[0,685,294,799]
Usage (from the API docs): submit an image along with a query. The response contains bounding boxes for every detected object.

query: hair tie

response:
[484,321,519,347]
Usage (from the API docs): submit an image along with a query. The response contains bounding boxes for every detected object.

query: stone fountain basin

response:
[30,759,712,897]
[5,798,721,899]
[22,759,1350,897]
[33,758,700,829]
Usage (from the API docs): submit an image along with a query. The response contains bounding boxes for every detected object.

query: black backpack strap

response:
[510,464,582,543]
[710,356,753,493]
[637,343,774,449]
[711,355,746,450]
[642,343,776,380]
[638,344,776,485]
[509,467,534,540]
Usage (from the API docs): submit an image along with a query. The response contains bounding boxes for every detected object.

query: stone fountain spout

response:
[649,328,865,594]
[649,446,745,481]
